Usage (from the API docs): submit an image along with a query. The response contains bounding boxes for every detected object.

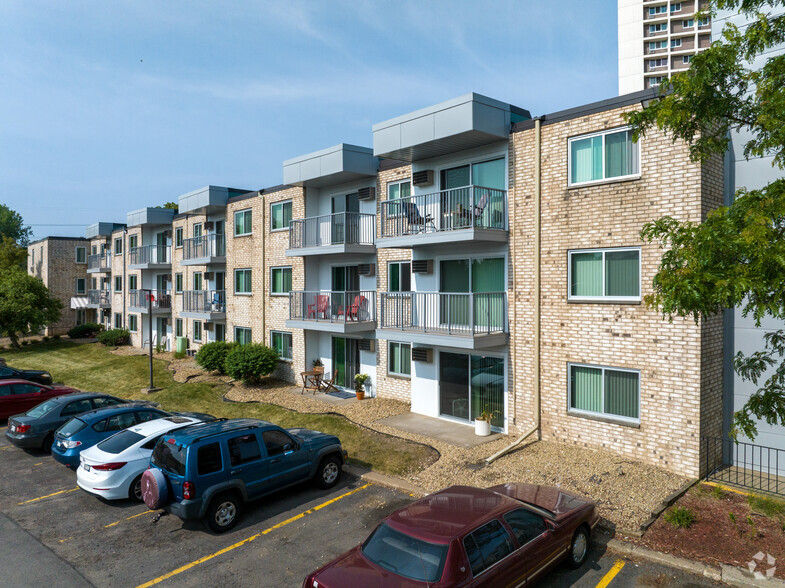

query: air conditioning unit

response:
[412,347,432,363]
[358,263,375,276]
[357,186,376,201]
[411,260,432,274]
[163,230,172,238]
[358,339,376,352]
[204,322,213,331]
[412,170,434,186]
[204,221,214,230]
[205,272,214,280]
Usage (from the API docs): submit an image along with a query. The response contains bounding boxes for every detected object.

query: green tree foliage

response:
[0,236,27,270]
[158,202,179,213]
[0,204,32,246]
[626,0,785,440]
[224,343,279,384]
[0,268,62,348]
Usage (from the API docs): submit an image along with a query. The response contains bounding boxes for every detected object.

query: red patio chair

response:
[307,294,330,319]
[337,295,366,321]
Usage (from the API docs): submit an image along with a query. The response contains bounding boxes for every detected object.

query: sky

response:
[0,1,619,240]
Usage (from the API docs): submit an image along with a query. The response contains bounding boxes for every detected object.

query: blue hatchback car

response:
[52,404,170,469]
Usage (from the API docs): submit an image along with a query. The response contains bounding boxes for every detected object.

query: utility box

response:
[176,336,188,354]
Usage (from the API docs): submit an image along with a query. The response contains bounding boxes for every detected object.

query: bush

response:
[225,343,279,384]
[52,334,61,340]
[42,336,50,342]
[21,340,29,346]
[195,341,237,374]
[97,328,130,347]
[664,506,697,529]
[67,323,103,339]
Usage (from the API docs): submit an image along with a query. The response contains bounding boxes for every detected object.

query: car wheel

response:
[42,432,54,454]
[566,526,590,569]
[205,493,241,533]
[129,475,143,502]
[315,455,341,489]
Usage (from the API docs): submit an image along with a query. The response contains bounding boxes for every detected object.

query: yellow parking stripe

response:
[0,446,12,451]
[18,487,79,505]
[136,483,372,588]
[595,559,625,588]
[105,510,156,528]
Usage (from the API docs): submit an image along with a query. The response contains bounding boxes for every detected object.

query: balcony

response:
[286,212,376,257]
[286,290,376,333]
[377,292,508,349]
[129,289,172,313]
[182,234,226,266]
[378,186,508,249]
[87,253,111,273]
[129,245,171,269]
[181,290,226,320]
[85,289,111,308]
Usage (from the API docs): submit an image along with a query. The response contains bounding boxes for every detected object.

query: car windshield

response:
[97,430,145,454]
[26,399,60,418]
[362,523,448,583]
[151,438,187,477]
[57,418,87,438]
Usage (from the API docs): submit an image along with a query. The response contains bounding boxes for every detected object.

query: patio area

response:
[377,412,502,449]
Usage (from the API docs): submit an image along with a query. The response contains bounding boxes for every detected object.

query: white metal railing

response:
[87,253,111,271]
[183,234,225,260]
[183,290,226,313]
[289,212,375,249]
[289,290,376,323]
[87,289,111,306]
[380,292,507,336]
[129,244,171,265]
[129,289,172,310]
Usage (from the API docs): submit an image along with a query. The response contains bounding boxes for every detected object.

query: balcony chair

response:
[307,294,330,319]
[211,292,225,313]
[472,192,490,226]
[402,201,434,234]
[319,372,338,395]
[337,295,366,321]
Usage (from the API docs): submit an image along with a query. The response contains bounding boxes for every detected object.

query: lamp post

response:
[144,288,154,390]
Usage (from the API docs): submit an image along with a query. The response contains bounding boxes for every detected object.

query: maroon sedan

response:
[304,484,600,587]
[0,380,79,420]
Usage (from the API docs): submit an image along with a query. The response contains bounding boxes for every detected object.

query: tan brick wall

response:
[110,228,126,331]
[125,227,143,347]
[171,213,211,351]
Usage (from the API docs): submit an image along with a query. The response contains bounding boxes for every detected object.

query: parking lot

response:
[0,424,723,587]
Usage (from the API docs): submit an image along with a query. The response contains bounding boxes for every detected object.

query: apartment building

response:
[85,222,126,330]
[619,0,711,93]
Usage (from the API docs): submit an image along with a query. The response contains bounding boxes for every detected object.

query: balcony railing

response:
[129,289,172,310]
[129,245,171,266]
[183,234,225,260]
[380,292,507,336]
[87,289,111,306]
[87,253,111,271]
[289,290,376,323]
[289,212,375,250]
[380,186,507,238]
[183,290,226,314]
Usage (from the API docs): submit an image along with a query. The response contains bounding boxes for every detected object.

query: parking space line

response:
[34,462,44,466]
[18,487,79,505]
[105,510,155,528]
[595,559,625,588]
[136,483,372,588]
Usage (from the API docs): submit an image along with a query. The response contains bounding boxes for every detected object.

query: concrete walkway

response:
[377,412,502,448]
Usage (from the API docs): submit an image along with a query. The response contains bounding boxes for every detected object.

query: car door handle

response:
[231,469,242,475]
[270,458,280,464]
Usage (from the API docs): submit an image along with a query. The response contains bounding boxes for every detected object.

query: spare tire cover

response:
[141,468,169,510]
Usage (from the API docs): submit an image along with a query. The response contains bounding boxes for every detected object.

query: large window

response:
[129,275,138,290]
[75,246,86,264]
[175,273,183,293]
[175,227,183,248]
[270,267,291,296]
[271,200,292,231]
[388,342,411,377]
[114,313,123,329]
[75,278,86,295]
[569,128,640,186]
[388,261,411,292]
[129,235,138,250]
[235,269,252,294]
[194,321,202,342]
[271,331,293,361]
[193,272,203,291]
[235,327,252,345]
[569,248,640,302]
[129,315,138,332]
[114,276,122,292]
[114,238,122,255]
[569,364,640,423]
[175,318,183,337]
[387,179,411,200]
[234,209,252,236]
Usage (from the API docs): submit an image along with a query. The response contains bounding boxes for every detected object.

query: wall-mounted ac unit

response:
[204,221,214,230]
[412,347,432,363]
[205,272,214,280]
[204,322,213,330]
[358,339,376,352]
[412,170,434,187]
[411,260,432,274]
[357,186,376,201]
[358,263,376,276]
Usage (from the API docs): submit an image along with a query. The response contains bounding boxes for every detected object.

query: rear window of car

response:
[26,399,60,418]
[97,430,145,454]
[58,418,87,438]
[361,522,448,583]
[151,438,187,477]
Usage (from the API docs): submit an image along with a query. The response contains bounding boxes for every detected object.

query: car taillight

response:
[62,440,82,449]
[91,462,127,471]
[16,425,31,433]
[183,481,194,500]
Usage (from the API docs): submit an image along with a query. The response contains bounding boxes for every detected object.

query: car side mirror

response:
[283,443,293,452]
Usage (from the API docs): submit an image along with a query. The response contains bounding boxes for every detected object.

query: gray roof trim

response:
[29,236,89,246]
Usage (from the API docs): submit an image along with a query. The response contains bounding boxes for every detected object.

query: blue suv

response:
[145,418,347,532]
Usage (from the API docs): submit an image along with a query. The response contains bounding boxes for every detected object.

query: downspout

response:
[259,190,266,345]
[487,116,542,464]
[122,227,127,329]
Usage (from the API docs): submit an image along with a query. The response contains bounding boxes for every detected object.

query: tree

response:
[158,202,179,213]
[0,204,32,247]
[0,267,62,348]
[0,236,27,270]
[626,0,785,441]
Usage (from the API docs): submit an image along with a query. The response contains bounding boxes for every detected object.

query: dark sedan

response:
[303,484,600,587]
[5,393,130,452]
[0,380,79,420]
[0,365,53,386]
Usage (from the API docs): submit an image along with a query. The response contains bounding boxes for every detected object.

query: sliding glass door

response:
[332,337,359,389]
[439,352,504,428]
[439,257,505,330]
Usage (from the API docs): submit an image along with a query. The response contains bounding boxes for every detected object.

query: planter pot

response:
[355,387,365,400]
[313,366,324,374]
[475,418,491,437]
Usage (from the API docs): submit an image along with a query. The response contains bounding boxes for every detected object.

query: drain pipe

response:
[487,116,542,464]
[258,189,266,345]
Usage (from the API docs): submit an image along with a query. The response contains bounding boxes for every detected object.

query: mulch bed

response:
[622,485,785,579]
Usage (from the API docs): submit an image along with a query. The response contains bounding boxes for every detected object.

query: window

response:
[670,2,681,12]
[569,248,640,302]
[387,179,411,200]
[228,433,261,465]
[129,315,138,332]
[175,318,183,337]
[235,268,252,294]
[197,443,222,475]
[75,308,86,325]
[175,273,183,293]
[698,17,709,26]
[61,399,94,417]
[649,58,667,70]
[362,523,448,583]
[215,323,225,342]
[568,128,640,185]
[175,227,183,248]
[463,520,515,577]
[193,223,202,239]
[129,275,138,290]
[194,321,202,342]
[114,313,122,329]
[647,76,667,87]
[683,18,694,28]
[271,331,292,360]
[270,200,292,231]
[388,342,411,377]
[683,55,692,64]
[128,235,138,250]
[193,272,203,291]
[114,238,122,255]
[671,38,683,48]
[104,412,136,432]
[234,209,252,236]
[503,509,547,545]
[75,278,86,295]
[270,267,291,296]
[648,40,667,51]
[75,246,86,264]
[114,276,122,292]
[388,261,411,292]
[235,327,252,345]
[569,364,640,422]
[648,23,668,33]
[262,430,296,457]
[648,4,667,15]
[92,396,123,409]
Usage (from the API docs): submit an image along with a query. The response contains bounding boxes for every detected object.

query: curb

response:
[343,464,428,498]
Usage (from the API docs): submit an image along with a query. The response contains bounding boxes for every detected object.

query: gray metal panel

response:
[126,207,175,227]
[284,319,376,334]
[86,222,125,238]
[285,243,377,257]
[376,228,508,249]
[374,329,508,350]
[282,144,378,187]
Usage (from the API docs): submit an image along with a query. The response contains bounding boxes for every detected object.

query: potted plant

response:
[354,373,370,400]
[312,358,324,374]
[475,405,499,437]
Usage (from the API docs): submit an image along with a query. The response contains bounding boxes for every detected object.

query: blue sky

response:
[0,1,619,239]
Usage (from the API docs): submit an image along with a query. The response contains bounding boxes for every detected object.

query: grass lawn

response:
[2,341,435,477]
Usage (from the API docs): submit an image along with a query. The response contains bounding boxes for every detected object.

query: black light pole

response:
[146,288,154,390]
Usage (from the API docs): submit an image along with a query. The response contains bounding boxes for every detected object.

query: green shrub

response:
[52,334,61,340]
[97,328,131,347]
[195,341,237,374]
[748,493,785,519]
[225,343,279,384]
[21,340,29,346]
[42,336,50,342]
[67,323,103,339]
[664,506,697,529]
